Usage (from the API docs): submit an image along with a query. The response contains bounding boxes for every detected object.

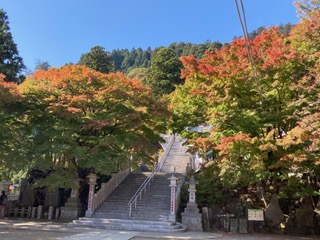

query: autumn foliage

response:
[171,9,320,202]
[4,65,169,187]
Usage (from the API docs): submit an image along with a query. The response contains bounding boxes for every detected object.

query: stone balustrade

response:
[175,176,184,214]
[88,169,130,217]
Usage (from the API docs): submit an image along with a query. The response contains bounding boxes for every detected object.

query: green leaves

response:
[0,9,25,83]
[146,47,184,98]
[79,46,114,74]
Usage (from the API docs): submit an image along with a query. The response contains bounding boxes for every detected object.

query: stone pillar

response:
[59,178,84,221]
[37,205,43,219]
[168,174,178,222]
[31,207,37,218]
[85,173,98,218]
[181,176,203,231]
[48,206,54,220]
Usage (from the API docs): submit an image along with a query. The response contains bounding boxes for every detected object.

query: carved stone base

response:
[181,203,203,231]
[59,197,84,221]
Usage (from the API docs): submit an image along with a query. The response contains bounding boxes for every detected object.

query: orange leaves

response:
[33,65,105,90]
[188,137,215,155]
[22,65,168,137]
[180,55,199,79]
[215,133,253,156]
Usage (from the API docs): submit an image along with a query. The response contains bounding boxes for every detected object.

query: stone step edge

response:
[74,217,177,226]
[69,219,187,232]
[71,222,182,230]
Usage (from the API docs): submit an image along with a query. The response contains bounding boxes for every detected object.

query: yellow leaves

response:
[259,142,278,151]
[278,126,305,149]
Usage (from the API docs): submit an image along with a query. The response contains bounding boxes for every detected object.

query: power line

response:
[234,0,263,102]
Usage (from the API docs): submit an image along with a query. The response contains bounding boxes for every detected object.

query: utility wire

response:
[235,0,263,102]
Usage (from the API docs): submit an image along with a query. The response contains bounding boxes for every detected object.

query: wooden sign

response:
[248,209,264,221]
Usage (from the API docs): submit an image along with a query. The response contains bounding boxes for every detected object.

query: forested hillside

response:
[81,23,294,74]
[109,41,223,73]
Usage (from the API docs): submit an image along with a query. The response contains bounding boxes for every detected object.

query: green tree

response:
[0,9,25,83]
[146,47,184,98]
[35,59,51,71]
[127,67,148,83]
[78,46,114,73]
[0,74,29,181]
[110,49,126,72]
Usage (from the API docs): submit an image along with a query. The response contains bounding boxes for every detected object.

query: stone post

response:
[155,152,159,166]
[168,174,178,222]
[37,205,43,219]
[85,173,98,218]
[48,206,54,220]
[181,176,203,231]
[31,207,37,218]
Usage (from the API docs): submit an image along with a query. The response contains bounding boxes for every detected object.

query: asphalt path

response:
[0,228,319,240]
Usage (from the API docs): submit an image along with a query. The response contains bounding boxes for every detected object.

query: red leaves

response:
[180,55,199,79]
[188,137,215,154]
[215,133,252,155]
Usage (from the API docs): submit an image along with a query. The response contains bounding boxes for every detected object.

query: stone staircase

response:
[70,135,190,232]
[93,173,147,220]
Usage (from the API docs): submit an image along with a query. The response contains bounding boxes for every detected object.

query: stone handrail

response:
[175,176,185,214]
[157,134,175,172]
[91,169,130,215]
[128,134,175,217]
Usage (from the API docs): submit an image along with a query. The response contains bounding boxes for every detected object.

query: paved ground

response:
[0,219,319,240]
[131,232,319,240]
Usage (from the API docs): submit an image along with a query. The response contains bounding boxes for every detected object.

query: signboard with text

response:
[248,209,264,221]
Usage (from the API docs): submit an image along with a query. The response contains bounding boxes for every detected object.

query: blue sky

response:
[2,0,299,71]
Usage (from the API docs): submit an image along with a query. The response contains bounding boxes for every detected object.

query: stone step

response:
[81,138,189,227]
[94,214,168,221]
[70,217,187,232]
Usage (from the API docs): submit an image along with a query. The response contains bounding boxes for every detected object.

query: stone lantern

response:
[59,178,84,221]
[181,175,203,231]
[188,176,197,204]
[168,174,178,188]
[88,173,98,186]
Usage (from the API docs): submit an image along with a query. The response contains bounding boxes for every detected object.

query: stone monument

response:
[295,197,315,231]
[265,194,284,227]
[168,174,178,222]
[181,176,203,231]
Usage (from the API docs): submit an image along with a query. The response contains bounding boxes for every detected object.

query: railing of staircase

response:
[91,169,130,215]
[127,134,175,217]
[175,175,185,215]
